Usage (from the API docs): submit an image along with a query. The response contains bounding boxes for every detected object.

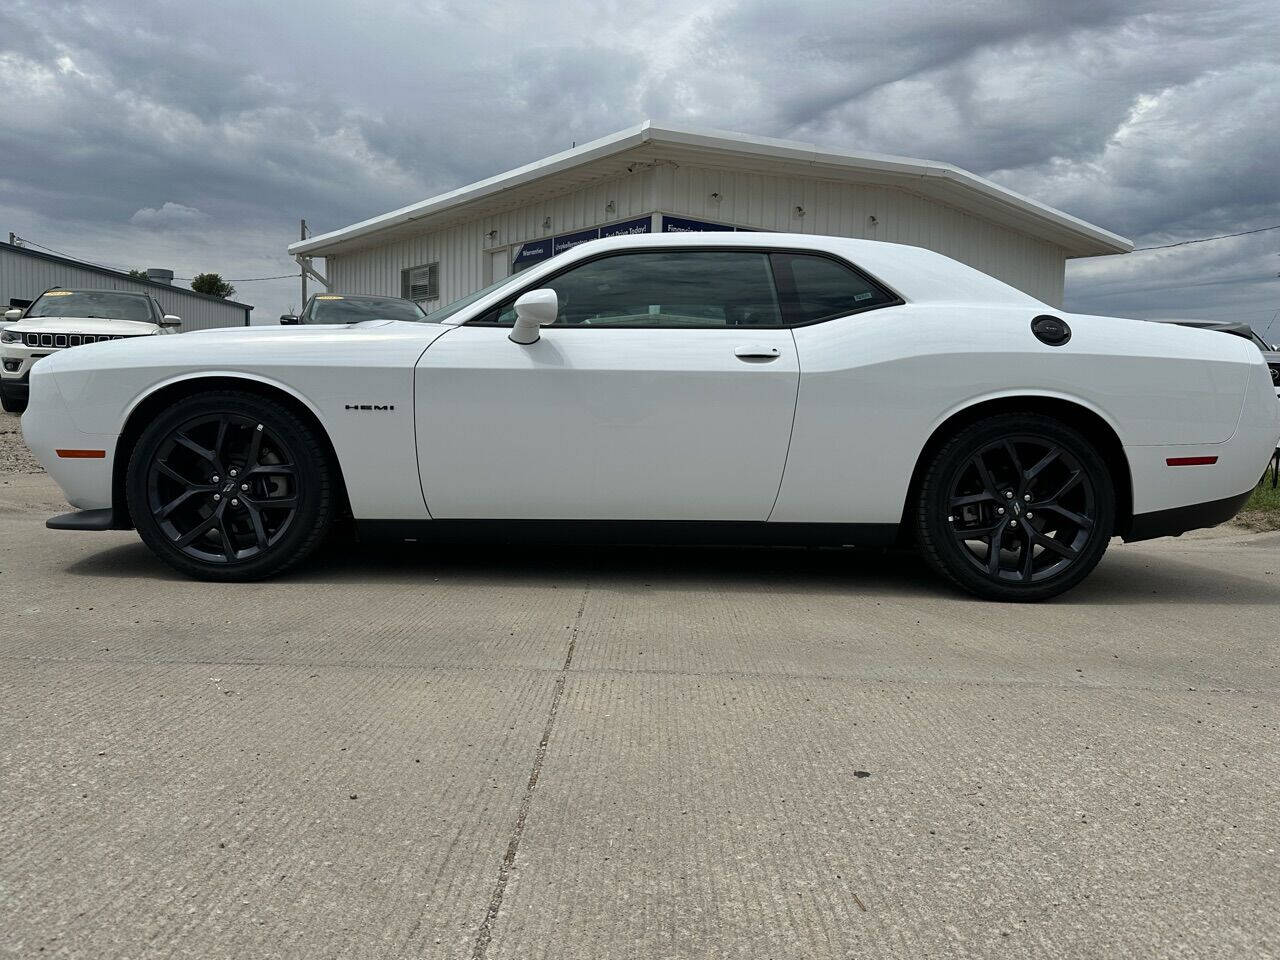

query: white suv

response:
[1,288,180,413]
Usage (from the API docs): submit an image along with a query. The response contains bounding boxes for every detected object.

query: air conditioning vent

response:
[401,262,440,303]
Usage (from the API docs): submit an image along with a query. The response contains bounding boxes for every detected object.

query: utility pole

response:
[300,219,308,308]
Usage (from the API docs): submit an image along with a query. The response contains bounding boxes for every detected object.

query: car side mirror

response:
[279,314,300,325]
[509,289,557,344]
[4,309,21,321]
[160,315,181,328]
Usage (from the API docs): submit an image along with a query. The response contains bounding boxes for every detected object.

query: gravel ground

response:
[0,412,43,477]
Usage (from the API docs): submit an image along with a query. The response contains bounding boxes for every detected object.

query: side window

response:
[771,253,897,324]
[474,251,782,328]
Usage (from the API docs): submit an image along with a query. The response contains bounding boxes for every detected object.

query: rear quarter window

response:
[770,253,898,325]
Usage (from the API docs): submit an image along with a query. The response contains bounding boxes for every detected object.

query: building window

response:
[401,262,439,302]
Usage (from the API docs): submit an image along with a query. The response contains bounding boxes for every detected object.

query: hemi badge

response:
[1166,456,1218,466]
[56,449,107,459]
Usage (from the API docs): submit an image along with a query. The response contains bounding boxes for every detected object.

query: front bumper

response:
[21,367,118,511]
[0,342,53,381]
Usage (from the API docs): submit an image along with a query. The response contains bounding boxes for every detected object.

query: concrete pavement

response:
[1,439,1278,958]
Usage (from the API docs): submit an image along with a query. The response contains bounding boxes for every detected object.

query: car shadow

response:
[60,536,1280,606]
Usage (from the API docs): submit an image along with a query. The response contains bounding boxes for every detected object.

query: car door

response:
[415,248,799,521]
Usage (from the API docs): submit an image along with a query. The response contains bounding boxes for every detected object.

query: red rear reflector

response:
[1166,456,1218,466]
[55,449,106,459]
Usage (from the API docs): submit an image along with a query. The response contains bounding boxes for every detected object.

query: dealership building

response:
[289,121,1132,310]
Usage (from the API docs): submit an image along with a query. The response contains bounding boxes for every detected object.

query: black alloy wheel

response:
[915,414,1115,601]
[127,390,334,580]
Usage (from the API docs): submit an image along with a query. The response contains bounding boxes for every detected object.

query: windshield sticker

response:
[316,295,344,300]
[45,291,73,296]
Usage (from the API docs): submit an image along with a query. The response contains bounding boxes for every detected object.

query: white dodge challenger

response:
[21,233,1280,600]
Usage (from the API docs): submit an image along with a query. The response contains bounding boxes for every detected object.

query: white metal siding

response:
[327,163,1067,308]
[0,246,250,331]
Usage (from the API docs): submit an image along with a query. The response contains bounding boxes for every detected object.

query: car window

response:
[473,251,782,328]
[26,291,153,322]
[306,295,430,324]
[770,253,898,324]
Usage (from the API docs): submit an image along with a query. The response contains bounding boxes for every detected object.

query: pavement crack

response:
[470,584,588,960]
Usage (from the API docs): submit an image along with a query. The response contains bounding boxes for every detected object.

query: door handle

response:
[734,345,781,361]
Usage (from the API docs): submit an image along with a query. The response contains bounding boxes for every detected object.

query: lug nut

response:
[211,475,220,483]
[213,493,221,502]
[947,515,955,522]
[240,483,248,491]
[229,468,238,477]
[1005,490,1013,499]
[1025,511,1034,519]
[997,507,1005,515]
[231,498,239,506]
[1009,519,1018,528]
[1023,493,1031,501]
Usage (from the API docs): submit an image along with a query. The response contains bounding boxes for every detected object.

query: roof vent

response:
[145,268,174,285]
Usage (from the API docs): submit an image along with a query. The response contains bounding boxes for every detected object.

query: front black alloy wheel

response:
[127,391,334,580]
[915,414,1115,601]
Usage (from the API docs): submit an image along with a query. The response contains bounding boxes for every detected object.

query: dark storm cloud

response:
[1,0,1277,324]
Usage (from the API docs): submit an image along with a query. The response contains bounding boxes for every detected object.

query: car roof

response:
[494,232,1045,308]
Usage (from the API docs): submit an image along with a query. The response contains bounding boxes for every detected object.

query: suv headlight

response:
[0,330,20,344]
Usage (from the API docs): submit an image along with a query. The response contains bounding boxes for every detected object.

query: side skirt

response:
[355,519,900,548]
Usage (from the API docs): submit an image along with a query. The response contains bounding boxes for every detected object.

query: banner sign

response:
[511,238,553,270]
[552,227,601,255]
[660,215,743,233]
[512,217,654,271]
[599,216,653,239]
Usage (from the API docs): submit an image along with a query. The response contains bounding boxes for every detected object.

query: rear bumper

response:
[1123,488,1252,542]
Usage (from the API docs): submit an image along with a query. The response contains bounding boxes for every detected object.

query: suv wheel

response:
[126,390,334,580]
[0,380,25,414]
[915,414,1115,601]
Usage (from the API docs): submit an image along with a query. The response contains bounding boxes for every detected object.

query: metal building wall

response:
[326,163,1067,308]
[0,245,250,330]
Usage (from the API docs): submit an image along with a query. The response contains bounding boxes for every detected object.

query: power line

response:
[1133,223,1280,251]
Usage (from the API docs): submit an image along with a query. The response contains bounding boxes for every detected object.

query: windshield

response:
[307,295,430,324]
[27,291,153,322]
[422,272,525,324]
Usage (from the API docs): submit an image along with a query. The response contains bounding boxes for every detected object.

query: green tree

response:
[127,269,147,280]
[190,273,236,299]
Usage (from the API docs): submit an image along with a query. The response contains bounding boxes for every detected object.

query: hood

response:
[8,316,160,336]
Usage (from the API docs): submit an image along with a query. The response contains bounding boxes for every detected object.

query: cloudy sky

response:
[1,0,1277,330]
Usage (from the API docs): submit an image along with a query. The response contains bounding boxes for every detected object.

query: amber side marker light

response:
[55,449,106,459]
[1166,456,1218,466]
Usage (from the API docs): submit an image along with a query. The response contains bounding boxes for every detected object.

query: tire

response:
[914,414,1115,601]
[126,390,335,581]
[0,381,25,414]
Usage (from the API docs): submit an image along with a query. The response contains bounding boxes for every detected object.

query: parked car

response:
[1145,318,1280,398]
[1,289,180,413]
[279,293,430,325]
[22,233,1280,600]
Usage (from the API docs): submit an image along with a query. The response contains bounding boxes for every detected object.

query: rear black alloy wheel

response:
[916,414,1115,601]
[127,391,334,580]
